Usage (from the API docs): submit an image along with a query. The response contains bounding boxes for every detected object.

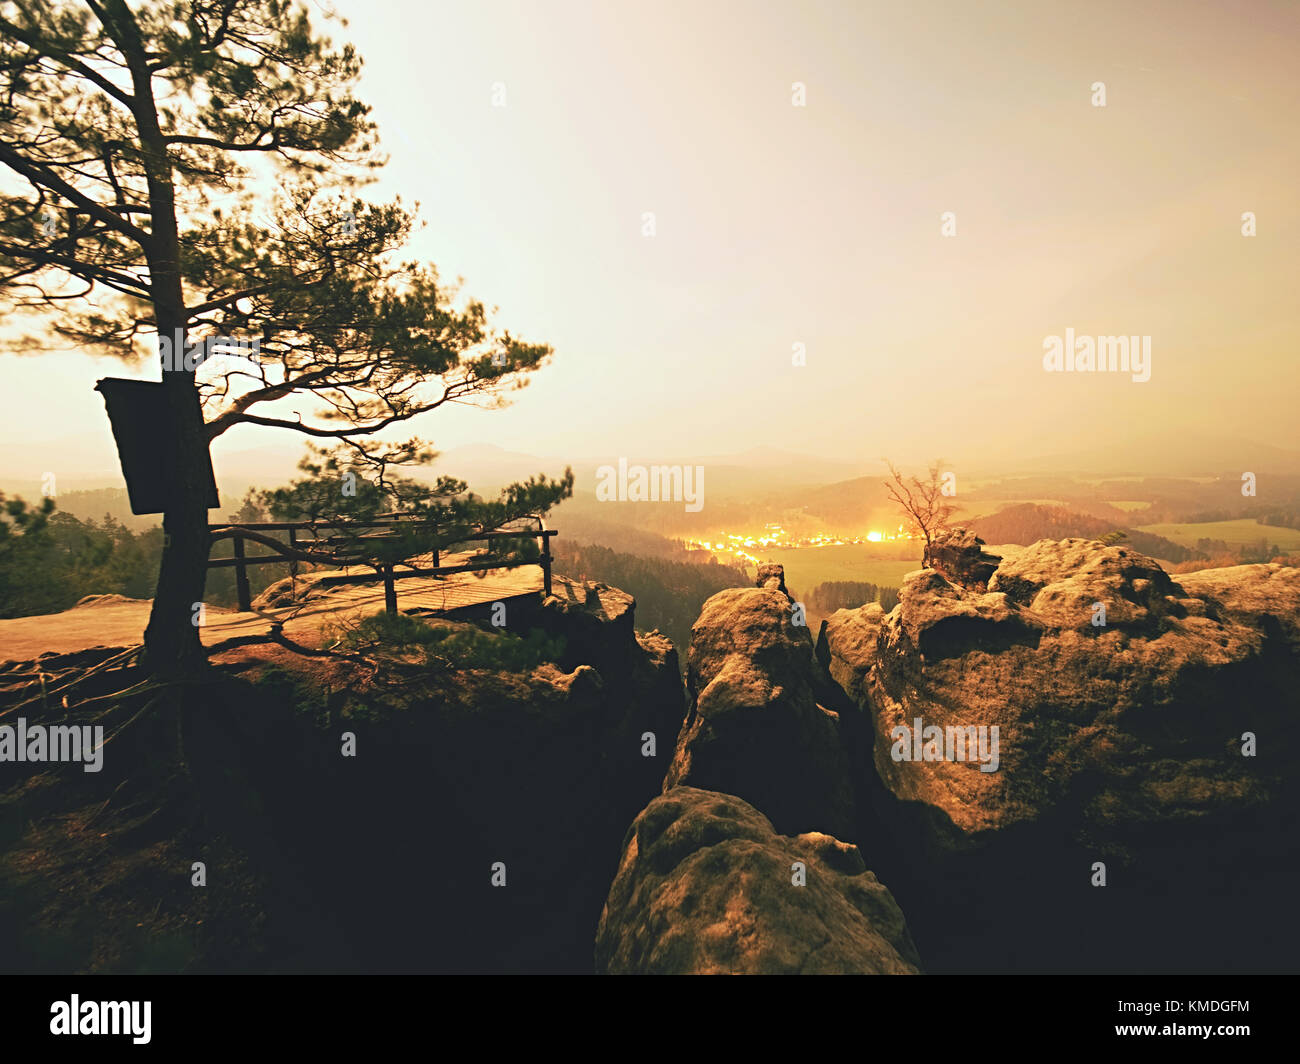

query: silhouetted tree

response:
[0,1,567,673]
[883,458,957,562]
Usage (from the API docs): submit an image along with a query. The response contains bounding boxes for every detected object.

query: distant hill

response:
[790,475,897,530]
[549,512,709,561]
[969,504,1197,562]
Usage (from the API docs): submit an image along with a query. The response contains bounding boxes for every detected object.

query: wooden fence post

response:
[541,532,553,596]
[232,534,252,611]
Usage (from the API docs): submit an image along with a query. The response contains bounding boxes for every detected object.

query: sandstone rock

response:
[816,603,885,709]
[819,539,1300,971]
[258,583,682,973]
[72,593,148,609]
[251,572,332,609]
[538,576,638,674]
[923,527,1000,588]
[595,787,921,974]
[755,563,788,594]
[1178,562,1300,652]
[664,586,857,838]
[827,541,1299,843]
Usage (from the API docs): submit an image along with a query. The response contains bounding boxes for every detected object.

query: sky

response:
[1,0,1298,490]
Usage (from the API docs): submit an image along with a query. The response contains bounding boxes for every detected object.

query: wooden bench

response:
[207,518,556,613]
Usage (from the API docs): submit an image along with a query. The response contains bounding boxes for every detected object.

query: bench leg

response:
[383,565,397,614]
[233,536,252,612]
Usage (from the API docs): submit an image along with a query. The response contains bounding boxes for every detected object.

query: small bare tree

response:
[883,459,958,563]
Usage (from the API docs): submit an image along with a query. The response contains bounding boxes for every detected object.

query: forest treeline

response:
[1182,506,1300,531]
[550,540,747,656]
[0,496,290,619]
[806,580,901,613]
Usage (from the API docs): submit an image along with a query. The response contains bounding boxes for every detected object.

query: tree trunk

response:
[142,343,212,676]
[103,0,213,677]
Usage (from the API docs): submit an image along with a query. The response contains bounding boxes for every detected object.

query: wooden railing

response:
[206,516,556,613]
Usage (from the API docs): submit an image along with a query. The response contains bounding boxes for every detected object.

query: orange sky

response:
[1,0,1297,487]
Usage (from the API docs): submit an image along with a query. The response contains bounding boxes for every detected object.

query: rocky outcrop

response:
[817,602,886,711]
[536,577,638,674]
[595,787,921,974]
[252,569,336,609]
[71,594,148,609]
[818,537,1300,971]
[755,563,788,593]
[262,576,684,973]
[0,576,684,974]
[593,566,912,974]
[922,527,1000,588]
[663,582,857,839]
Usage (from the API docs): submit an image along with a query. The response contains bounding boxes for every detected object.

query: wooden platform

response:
[206,562,547,648]
[0,564,549,660]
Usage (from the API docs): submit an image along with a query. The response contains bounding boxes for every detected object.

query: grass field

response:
[722,544,921,593]
[1134,519,1300,550]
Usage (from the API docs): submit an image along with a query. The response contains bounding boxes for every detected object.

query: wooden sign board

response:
[95,378,220,516]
